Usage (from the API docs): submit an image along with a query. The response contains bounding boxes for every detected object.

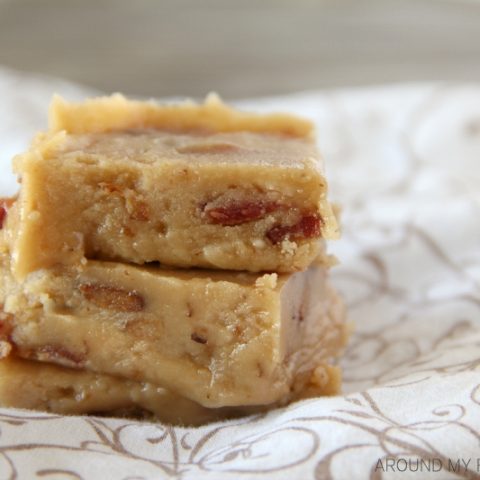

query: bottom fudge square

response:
[0,356,249,425]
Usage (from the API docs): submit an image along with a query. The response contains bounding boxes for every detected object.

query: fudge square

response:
[0,356,340,425]
[0,356,245,426]
[10,94,338,278]
[0,247,346,409]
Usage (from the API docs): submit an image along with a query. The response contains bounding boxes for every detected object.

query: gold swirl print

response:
[0,73,480,479]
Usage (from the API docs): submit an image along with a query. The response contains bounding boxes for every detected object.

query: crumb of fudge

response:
[280,239,298,256]
[251,238,267,249]
[0,341,11,359]
[99,183,150,222]
[309,364,343,396]
[254,273,278,289]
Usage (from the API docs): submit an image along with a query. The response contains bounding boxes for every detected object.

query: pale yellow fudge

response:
[0,240,346,409]
[10,94,338,278]
[0,356,246,425]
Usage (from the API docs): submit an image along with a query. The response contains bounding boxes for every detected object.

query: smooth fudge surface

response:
[10,94,338,278]
[0,356,245,426]
[0,239,346,408]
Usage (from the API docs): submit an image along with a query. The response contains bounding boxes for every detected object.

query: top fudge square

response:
[9,94,338,277]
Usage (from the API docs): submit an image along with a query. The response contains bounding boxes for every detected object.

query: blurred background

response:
[0,0,479,100]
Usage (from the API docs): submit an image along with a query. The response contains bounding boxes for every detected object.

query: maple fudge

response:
[0,356,341,424]
[0,248,346,409]
[10,94,338,278]
[0,356,244,426]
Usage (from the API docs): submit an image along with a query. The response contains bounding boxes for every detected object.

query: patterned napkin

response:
[1,68,479,479]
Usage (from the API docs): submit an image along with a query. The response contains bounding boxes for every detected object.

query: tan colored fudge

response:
[9,94,338,279]
[0,355,342,424]
[0,234,346,409]
[0,356,244,425]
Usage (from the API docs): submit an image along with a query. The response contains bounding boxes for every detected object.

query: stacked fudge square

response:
[0,94,347,425]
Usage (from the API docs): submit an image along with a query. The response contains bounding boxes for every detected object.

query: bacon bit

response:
[176,142,239,155]
[29,344,85,368]
[204,200,280,226]
[80,283,145,312]
[0,198,15,230]
[266,213,322,245]
[191,332,207,344]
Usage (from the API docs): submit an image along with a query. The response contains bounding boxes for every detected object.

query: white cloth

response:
[0,68,479,479]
